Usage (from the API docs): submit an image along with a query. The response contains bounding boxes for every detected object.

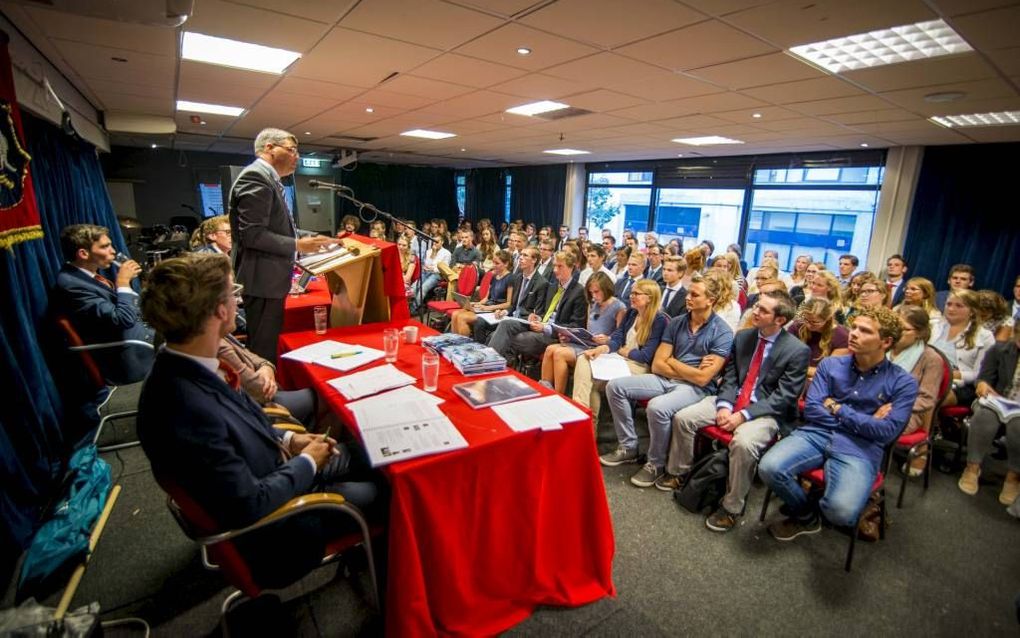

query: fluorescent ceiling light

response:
[543,148,589,155]
[182,32,301,74]
[788,19,972,73]
[400,129,457,139]
[671,136,744,146]
[930,111,1020,128]
[506,100,570,116]
[176,99,245,117]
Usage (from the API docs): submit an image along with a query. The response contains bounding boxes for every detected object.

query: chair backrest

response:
[411,255,421,283]
[738,289,748,312]
[54,316,106,393]
[933,346,954,406]
[477,269,495,301]
[456,264,479,296]
[157,474,263,597]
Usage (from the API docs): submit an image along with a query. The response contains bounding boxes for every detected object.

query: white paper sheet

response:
[312,345,386,372]
[327,364,416,400]
[280,340,347,363]
[491,394,587,432]
[360,415,468,467]
[347,385,444,431]
[589,353,632,381]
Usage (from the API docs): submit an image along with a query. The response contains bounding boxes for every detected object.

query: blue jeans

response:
[606,374,706,468]
[412,272,442,312]
[758,426,877,528]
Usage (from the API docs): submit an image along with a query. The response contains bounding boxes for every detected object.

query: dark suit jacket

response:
[888,280,906,307]
[614,275,636,308]
[536,258,554,282]
[537,277,587,328]
[716,328,811,428]
[661,285,688,318]
[229,160,297,299]
[52,264,155,385]
[508,270,547,317]
[644,265,664,288]
[138,350,325,586]
[978,340,1020,396]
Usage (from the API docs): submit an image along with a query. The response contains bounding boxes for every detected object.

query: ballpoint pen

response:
[331,350,363,358]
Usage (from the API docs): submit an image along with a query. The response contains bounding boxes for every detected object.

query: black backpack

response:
[673,448,729,514]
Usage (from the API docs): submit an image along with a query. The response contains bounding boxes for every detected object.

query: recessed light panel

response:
[543,149,589,155]
[400,129,457,139]
[182,32,301,74]
[506,101,570,116]
[788,19,972,73]
[671,136,744,146]
[176,100,245,117]
[930,111,1020,128]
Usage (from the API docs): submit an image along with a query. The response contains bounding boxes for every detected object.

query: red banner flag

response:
[0,31,43,250]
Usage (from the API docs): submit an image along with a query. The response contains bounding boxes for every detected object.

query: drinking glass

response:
[383,328,400,363]
[422,351,440,392]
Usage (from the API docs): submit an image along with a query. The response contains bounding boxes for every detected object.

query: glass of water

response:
[422,350,440,392]
[383,328,400,363]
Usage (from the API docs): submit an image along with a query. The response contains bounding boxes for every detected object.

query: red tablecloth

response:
[282,277,332,333]
[277,321,616,637]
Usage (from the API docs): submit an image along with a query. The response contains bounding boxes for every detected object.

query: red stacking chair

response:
[159,474,381,633]
[759,434,901,572]
[55,315,154,452]
[738,289,749,312]
[427,264,479,315]
[893,348,954,508]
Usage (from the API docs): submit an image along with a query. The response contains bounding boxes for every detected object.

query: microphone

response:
[308,180,352,193]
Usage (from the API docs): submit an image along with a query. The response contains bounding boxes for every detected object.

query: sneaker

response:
[768,515,821,542]
[999,472,1020,506]
[630,462,663,488]
[705,507,740,532]
[902,454,927,478]
[654,473,684,492]
[958,465,981,495]
[599,446,639,467]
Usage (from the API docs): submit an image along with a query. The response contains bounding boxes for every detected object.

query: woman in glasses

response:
[539,272,624,394]
[786,297,850,385]
[895,276,943,332]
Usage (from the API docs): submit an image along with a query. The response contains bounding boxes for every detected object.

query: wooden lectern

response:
[298,237,389,328]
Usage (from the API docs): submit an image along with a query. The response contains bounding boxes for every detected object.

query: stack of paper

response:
[590,353,632,381]
[347,386,467,467]
[491,394,589,433]
[280,339,384,372]
[327,364,416,400]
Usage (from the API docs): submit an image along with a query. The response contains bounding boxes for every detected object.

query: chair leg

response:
[896,469,908,510]
[845,524,857,572]
[220,589,246,638]
[759,487,772,522]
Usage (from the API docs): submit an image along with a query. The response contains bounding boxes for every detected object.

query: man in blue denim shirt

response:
[759,305,918,541]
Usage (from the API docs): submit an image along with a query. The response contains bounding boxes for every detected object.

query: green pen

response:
[330,350,363,359]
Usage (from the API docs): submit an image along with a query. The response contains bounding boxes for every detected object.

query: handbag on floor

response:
[674,448,729,514]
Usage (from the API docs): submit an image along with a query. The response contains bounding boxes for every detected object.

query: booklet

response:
[978,395,1020,422]
[549,322,597,347]
[451,374,540,409]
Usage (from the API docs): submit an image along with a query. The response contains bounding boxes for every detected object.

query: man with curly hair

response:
[759,305,918,541]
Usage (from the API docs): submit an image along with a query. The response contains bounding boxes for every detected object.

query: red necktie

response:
[218,360,241,391]
[94,274,114,289]
[734,336,767,413]
[886,281,895,306]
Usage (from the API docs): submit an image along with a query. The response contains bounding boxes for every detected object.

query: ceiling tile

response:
[754,117,851,133]
[712,105,803,123]
[544,53,670,85]
[375,75,475,100]
[289,28,440,88]
[100,94,174,116]
[985,47,1020,76]
[955,125,1020,143]
[273,77,365,101]
[742,76,863,103]
[565,89,650,112]
[84,79,175,100]
[409,53,528,87]
[416,90,523,118]
[725,0,936,49]
[488,73,593,99]
[612,70,724,101]
[653,113,733,130]
[842,54,998,93]
[664,91,769,116]
[178,61,277,106]
[531,113,647,133]
[679,0,778,16]
[951,4,1020,50]
[616,19,776,72]
[878,78,1019,112]
[352,88,434,110]
[340,0,504,49]
[826,109,923,125]
[787,94,895,115]
[454,23,599,71]
[519,0,704,48]
[21,5,176,56]
[50,40,174,87]
[186,0,328,52]
[232,0,358,23]
[687,52,825,88]
[928,0,1020,17]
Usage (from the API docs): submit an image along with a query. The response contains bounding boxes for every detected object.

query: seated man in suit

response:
[190,215,232,255]
[660,291,810,532]
[475,246,546,345]
[52,223,154,385]
[758,305,917,541]
[644,243,665,288]
[660,256,688,318]
[614,252,647,309]
[137,252,381,586]
[489,250,586,362]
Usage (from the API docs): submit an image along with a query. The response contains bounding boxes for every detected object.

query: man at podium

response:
[229,127,333,361]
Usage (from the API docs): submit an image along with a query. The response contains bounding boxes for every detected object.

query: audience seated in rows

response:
[935,263,975,312]
[930,289,995,407]
[450,250,514,336]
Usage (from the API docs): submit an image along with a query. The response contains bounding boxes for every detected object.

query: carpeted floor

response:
[23,383,1020,636]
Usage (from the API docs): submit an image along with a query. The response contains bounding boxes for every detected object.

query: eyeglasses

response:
[629,291,648,297]
[274,143,299,155]
[859,288,880,295]
[231,283,244,297]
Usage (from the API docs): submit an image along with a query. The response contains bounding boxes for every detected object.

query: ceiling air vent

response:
[533,107,592,121]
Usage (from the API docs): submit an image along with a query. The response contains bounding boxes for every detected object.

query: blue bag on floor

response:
[17,445,111,600]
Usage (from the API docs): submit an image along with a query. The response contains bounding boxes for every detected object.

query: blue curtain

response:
[903,143,1020,296]
[336,163,459,231]
[464,167,506,222]
[1,111,123,581]
[509,164,566,229]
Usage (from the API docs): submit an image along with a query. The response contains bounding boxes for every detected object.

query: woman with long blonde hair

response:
[477,226,498,272]
[808,270,847,324]
[572,278,669,427]
[929,289,995,406]
[787,297,850,383]
[897,276,943,331]
[703,269,741,331]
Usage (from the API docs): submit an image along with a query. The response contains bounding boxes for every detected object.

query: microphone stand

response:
[316,184,434,325]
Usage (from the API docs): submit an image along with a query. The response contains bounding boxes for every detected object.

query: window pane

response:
[754,165,883,187]
[747,188,879,271]
[584,179,651,239]
[654,188,746,254]
[588,171,651,186]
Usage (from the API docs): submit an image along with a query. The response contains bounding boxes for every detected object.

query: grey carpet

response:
[36,383,1020,636]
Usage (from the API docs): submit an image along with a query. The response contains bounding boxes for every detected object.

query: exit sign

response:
[301,158,326,168]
